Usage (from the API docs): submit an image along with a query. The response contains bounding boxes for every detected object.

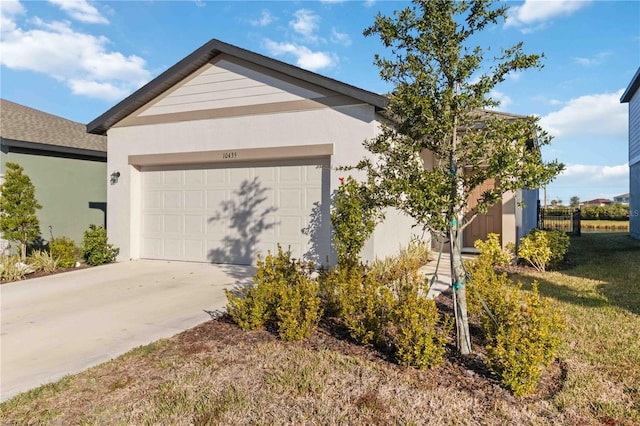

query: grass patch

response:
[2,234,639,424]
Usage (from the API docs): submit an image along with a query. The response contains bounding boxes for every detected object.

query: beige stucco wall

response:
[107,103,422,263]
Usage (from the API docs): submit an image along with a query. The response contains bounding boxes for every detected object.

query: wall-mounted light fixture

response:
[110,171,121,185]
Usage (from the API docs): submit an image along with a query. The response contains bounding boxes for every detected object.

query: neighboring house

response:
[613,193,630,204]
[582,198,614,207]
[87,39,536,265]
[0,99,107,249]
[621,67,640,240]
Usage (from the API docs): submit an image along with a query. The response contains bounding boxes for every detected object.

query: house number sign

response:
[222,152,238,159]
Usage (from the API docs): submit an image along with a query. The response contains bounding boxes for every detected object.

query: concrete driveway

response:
[0,260,254,402]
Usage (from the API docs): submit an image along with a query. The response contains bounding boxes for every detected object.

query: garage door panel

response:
[207,169,228,184]
[185,169,205,185]
[141,161,328,264]
[164,239,182,258]
[279,216,303,236]
[184,190,204,209]
[163,215,182,233]
[184,215,204,234]
[163,170,183,185]
[163,191,182,209]
[184,240,205,260]
[144,191,162,209]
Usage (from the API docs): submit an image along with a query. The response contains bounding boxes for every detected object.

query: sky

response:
[1,0,638,204]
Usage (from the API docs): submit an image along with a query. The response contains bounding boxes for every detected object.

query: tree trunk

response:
[450,217,472,355]
[20,241,27,261]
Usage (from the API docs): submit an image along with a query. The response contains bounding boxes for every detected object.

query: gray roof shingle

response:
[1,99,106,153]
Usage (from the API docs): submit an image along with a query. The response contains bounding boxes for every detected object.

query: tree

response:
[358,0,563,354]
[0,162,42,260]
[570,196,580,209]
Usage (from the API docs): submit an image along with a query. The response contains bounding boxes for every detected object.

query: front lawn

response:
[2,233,639,425]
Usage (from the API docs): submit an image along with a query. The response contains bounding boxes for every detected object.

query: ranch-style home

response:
[621,67,640,240]
[87,39,537,265]
[0,99,107,251]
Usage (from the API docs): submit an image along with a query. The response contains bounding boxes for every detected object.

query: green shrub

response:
[82,225,119,266]
[390,273,451,369]
[0,255,27,281]
[518,229,569,272]
[322,245,448,369]
[473,233,512,267]
[276,275,322,341]
[225,246,322,341]
[28,249,59,273]
[50,237,77,269]
[331,176,380,267]
[467,256,565,396]
[485,282,566,396]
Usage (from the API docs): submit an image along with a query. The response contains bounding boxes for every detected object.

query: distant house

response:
[582,198,614,207]
[0,99,107,249]
[614,193,630,204]
[621,67,640,239]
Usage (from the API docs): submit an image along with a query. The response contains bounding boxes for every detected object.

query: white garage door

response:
[140,159,328,265]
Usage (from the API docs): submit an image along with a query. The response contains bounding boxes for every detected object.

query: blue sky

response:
[1,0,638,204]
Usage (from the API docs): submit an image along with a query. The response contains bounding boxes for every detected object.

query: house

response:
[582,198,614,207]
[621,67,640,239]
[0,100,107,250]
[613,193,630,205]
[87,39,536,265]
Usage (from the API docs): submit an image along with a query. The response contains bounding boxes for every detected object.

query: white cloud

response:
[363,0,376,8]
[330,28,351,46]
[1,6,151,101]
[251,10,274,27]
[506,0,589,32]
[264,39,336,71]
[47,0,108,24]
[540,90,627,138]
[489,90,512,110]
[562,163,628,180]
[0,0,25,31]
[290,9,319,41]
[573,51,612,67]
[320,0,345,3]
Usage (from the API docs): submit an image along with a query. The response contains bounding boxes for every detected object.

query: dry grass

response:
[2,233,639,425]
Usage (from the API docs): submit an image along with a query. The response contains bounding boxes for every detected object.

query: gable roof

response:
[87,39,389,135]
[621,67,640,103]
[1,99,106,155]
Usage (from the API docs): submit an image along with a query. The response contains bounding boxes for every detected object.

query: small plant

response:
[82,225,119,266]
[331,176,381,267]
[28,250,59,273]
[484,282,566,397]
[519,229,569,272]
[474,233,512,267]
[0,254,27,281]
[225,246,322,341]
[50,237,77,269]
[467,246,566,396]
[390,272,451,369]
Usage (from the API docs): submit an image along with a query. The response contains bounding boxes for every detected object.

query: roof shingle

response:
[1,99,106,152]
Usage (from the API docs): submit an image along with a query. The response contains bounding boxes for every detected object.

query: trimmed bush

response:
[225,246,322,341]
[467,237,566,396]
[473,233,512,267]
[82,225,119,266]
[518,229,569,272]
[50,237,77,268]
[390,273,452,369]
[321,243,449,369]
